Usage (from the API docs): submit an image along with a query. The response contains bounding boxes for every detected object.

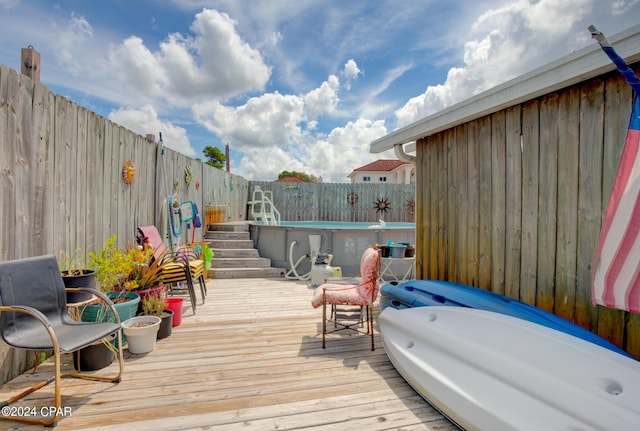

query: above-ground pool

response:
[250,221,416,277]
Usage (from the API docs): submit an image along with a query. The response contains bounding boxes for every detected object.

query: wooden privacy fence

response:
[0,64,248,383]
[249,181,416,223]
[414,67,640,358]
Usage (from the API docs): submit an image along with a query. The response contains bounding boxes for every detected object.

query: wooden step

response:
[208,239,254,249]
[211,257,272,269]
[206,231,250,241]
[211,248,259,258]
[206,222,250,233]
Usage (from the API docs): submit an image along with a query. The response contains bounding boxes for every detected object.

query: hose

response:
[285,240,312,280]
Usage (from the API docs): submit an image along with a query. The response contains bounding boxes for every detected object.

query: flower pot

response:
[79,292,140,347]
[79,292,140,323]
[73,337,115,371]
[157,310,173,339]
[122,316,161,354]
[62,269,96,303]
[167,297,184,327]
[134,285,166,314]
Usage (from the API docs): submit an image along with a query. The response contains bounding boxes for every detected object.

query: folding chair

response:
[136,226,204,313]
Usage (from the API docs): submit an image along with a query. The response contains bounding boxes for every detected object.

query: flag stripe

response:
[592,99,640,312]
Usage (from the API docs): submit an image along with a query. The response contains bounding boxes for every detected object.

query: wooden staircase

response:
[205,222,286,279]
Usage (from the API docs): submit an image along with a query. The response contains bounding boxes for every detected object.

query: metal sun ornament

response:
[373,197,391,215]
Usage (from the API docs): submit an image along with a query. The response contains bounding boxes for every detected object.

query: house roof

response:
[347,159,411,177]
[275,176,306,183]
[370,23,640,154]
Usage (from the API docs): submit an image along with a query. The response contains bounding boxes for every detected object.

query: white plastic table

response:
[378,257,415,283]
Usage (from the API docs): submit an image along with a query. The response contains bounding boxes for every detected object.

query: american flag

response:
[590,26,640,312]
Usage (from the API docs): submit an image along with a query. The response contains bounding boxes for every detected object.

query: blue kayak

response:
[380,279,633,358]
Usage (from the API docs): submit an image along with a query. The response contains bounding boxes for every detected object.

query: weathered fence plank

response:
[477,116,492,290]
[576,79,605,330]
[490,110,506,296]
[536,93,559,313]
[504,105,522,300]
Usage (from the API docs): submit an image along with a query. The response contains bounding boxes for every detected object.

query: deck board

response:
[0,278,458,430]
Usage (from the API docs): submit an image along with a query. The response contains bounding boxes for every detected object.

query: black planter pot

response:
[62,269,97,303]
[157,310,174,339]
[73,338,115,371]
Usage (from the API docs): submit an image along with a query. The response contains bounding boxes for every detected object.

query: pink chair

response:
[311,247,381,350]
[136,226,205,313]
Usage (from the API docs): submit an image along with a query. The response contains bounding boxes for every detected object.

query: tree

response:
[203,146,226,169]
[278,170,317,182]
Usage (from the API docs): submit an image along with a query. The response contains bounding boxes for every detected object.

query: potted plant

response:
[121,246,167,311]
[81,236,141,346]
[121,315,161,354]
[141,294,173,339]
[58,249,96,303]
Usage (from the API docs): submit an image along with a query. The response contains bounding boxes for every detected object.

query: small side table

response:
[378,257,415,283]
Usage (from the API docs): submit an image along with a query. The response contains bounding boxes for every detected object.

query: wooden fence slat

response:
[477,116,492,290]
[536,93,559,313]
[504,105,522,300]
[576,79,605,330]
[520,100,540,305]
[490,110,507,295]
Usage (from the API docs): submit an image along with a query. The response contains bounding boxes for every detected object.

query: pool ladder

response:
[249,186,281,225]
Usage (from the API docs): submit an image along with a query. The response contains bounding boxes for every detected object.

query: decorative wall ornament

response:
[347,192,358,205]
[184,166,193,187]
[373,197,391,215]
[406,198,415,216]
[195,180,200,190]
[122,160,135,185]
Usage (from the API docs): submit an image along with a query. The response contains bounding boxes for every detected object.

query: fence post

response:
[20,46,40,83]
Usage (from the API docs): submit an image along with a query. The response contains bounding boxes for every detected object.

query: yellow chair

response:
[137,226,204,313]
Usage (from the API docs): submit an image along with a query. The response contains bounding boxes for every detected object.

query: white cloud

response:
[192,72,389,182]
[304,75,340,120]
[53,13,94,75]
[342,59,362,90]
[108,105,196,157]
[306,118,389,182]
[193,92,305,151]
[107,8,271,107]
[395,0,594,126]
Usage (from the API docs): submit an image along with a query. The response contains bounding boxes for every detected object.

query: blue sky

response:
[1,0,639,182]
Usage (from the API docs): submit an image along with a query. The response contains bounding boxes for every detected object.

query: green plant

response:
[89,236,134,292]
[141,294,168,317]
[122,248,166,292]
[58,248,90,275]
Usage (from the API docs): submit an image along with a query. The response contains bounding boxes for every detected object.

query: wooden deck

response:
[0,278,458,430]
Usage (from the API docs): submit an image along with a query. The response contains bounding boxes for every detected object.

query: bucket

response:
[167,297,184,327]
[390,245,406,258]
[378,245,390,258]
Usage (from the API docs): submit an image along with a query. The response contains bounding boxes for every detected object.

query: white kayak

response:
[379,306,640,431]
